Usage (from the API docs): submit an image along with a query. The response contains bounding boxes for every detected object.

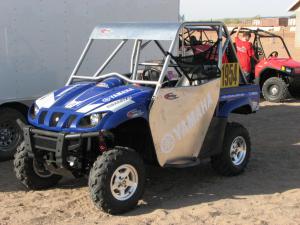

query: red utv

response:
[231,28,300,102]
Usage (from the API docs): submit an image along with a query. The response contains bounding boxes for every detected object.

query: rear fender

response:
[218,97,253,117]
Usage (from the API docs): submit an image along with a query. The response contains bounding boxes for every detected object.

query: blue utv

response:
[14,22,260,214]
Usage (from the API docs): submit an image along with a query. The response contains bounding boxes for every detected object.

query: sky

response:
[180,0,296,20]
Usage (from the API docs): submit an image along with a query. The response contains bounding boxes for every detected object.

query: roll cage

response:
[179,26,219,52]
[230,27,291,59]
[66,22,248,99]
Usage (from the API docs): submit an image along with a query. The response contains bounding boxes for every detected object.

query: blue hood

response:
[29,77,153,132]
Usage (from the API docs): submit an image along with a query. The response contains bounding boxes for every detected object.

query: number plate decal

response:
[221,63,239,88]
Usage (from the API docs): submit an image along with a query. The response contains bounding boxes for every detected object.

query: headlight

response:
[78,113,107,128]
[281,66,292,73]
[286,67,292,73]
[90,113,101,126]
[34,104,40,116]
[30,104,40,118]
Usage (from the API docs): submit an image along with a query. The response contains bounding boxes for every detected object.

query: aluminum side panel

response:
[0,0,179,103]
[149,79,220,166]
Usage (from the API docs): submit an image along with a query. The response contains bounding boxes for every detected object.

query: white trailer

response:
[0,0,179,159]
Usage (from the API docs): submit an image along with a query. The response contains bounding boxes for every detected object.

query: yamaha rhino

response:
[231,27,300,102]
[14,22,260,214]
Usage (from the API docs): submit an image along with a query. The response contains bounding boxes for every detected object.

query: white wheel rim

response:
[230,136,247,166]
[270,85,279,95]
[110,164,138,201]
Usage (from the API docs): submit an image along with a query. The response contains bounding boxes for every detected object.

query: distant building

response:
[288,16,296,26]
[289,0,300,47]
[240,19,252,26]
[252,17,289,27]
[252,19,261,26]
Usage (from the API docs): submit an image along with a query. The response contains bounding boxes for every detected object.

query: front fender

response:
[100,104,149,130]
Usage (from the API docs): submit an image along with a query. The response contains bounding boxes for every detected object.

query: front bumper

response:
[19,120,99,176]
[288,73,300,87]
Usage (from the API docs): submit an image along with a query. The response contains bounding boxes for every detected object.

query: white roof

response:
[288,0,300,11]
[90,22,181,40]
[90,21,226,40]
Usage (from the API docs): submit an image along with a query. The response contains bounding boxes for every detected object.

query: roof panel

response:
[288,0,300,11]
[90,22,181,40]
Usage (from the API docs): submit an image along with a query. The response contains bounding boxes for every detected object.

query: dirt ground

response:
[1,32,300,225]
[1,100,300,225]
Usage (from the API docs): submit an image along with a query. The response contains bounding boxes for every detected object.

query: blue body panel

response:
[29,77,153,132]
[218,85,260,117]
[28,77,260,133]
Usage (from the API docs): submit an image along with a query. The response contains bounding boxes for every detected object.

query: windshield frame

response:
[65,38,176,87]
[231,27,292,59]
[256,35,291,59]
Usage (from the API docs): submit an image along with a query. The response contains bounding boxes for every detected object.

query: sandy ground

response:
[1,100,300,225]
[1,32,300,225]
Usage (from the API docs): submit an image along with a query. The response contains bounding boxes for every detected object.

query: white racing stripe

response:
[36,85,80,109]
[88,97,134,114]
[76,103,104,113]
[35,93,56,109]
[56,85,79,97]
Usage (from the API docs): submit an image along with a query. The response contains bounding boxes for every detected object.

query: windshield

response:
[259,36,290,58]
[75,39,173,81]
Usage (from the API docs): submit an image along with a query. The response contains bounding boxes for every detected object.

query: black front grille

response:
[64,115,77,128]
[38,111,47,124]
[49,112,64,127]
[78,116,92,128]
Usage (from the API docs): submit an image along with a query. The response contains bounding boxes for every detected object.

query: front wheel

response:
[0,108,26,161]
[262,77,289,102]
[211,122,251,176]
[88,147,145,214]
[14,141,62,190]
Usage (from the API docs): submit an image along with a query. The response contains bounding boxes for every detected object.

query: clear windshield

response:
[75,39,173,82]
[259,37,290,58]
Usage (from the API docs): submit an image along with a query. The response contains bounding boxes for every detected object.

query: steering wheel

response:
[268,51,278,58]
[141,67,162,81]
[201,40,214,45]
[142,67,180,87]
[256,47,264,56]
[179,33,191,46]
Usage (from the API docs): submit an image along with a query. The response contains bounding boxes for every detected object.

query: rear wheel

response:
[0,108,26,161]
[14,141,62,190]
[89,147,145,214]
[211,122,251,176]
[262,77,289,102]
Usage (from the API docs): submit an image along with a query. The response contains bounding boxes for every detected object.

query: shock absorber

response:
[98,130,115,152]
[99,132,107,152]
